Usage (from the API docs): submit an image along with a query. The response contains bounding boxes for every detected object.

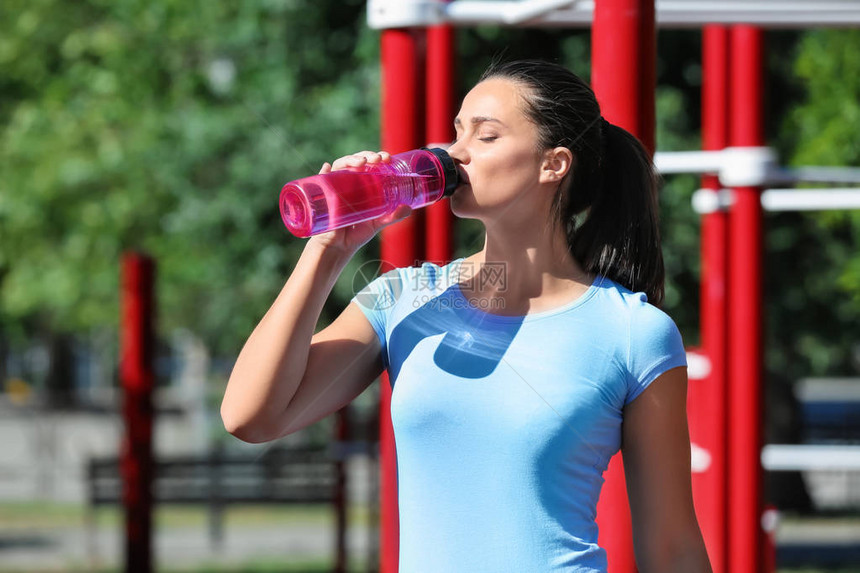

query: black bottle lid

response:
[423,147,460,197]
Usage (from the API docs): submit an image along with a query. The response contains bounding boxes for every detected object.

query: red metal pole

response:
[120,253,155,573]
[591,0,656,154]
[728,24,765,573]
[380,27,425,573]
[592,1,655,571]
[334,408,349,573]
[424,16,456,266]
[690,24,731,573]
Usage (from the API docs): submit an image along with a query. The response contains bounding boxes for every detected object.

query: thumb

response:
[392,204,413,221]
[374,204,413,231]
[378,204,412,227]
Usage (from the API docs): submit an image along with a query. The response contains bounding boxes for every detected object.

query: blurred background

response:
[1,0,859,571]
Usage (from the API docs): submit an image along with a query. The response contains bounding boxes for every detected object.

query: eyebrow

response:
[453,116,506,128]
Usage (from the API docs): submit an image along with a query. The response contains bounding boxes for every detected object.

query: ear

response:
[539,147,573,185]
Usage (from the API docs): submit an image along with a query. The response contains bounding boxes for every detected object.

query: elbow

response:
[220,404,280,444]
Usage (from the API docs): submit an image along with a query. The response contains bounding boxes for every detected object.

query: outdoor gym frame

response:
[369,2,860,573]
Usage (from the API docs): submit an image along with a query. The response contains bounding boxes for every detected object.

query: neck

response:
[462,218,594,307]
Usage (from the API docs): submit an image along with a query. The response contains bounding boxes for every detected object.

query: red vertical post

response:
[591,0,656,153]
[380,27,425,573]
[333,408,349,573]
[120,253,155,573]
[762,505,779,573]
[728,24,765,573]
[424,14,456,266]
[591,1,656,572]
[689,24,731,573]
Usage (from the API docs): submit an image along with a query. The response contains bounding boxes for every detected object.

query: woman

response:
[222,59,712,572]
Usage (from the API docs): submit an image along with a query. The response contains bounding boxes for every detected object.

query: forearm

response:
[624,367,713,573]
[667,545,712,573]
[221,240,354,440]
[635,527,712,573]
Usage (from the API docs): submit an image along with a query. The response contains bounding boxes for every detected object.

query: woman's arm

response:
[221,151,410,443]
[221,240,360,443]
[622,365,713,573]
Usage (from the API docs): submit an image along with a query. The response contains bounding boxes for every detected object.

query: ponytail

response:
[564,120,665,306]
[480,60,666,306]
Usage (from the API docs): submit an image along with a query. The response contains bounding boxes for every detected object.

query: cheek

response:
[477,148,541,195]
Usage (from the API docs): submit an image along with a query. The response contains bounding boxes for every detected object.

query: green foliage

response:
[0,0,380,353]
[2,6,858,381]
[785,28,860,308]
[786,30,860,167]
[655,84,703,344]
[767,29,860,378]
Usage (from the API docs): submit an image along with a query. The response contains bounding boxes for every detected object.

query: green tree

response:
[767,29,860,378]
[3,6,858,394]
[0,0,381,358]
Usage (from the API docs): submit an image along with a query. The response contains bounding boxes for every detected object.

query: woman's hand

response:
[307,150,413,256]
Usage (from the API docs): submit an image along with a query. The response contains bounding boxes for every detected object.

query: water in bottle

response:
[280,148,459,237]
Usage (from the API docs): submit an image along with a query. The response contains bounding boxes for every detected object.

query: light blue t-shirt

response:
[350,258,687,572]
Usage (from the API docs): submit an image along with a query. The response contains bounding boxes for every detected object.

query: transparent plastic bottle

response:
[279,147,459,237]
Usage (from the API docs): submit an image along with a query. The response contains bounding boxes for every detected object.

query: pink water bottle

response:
[279,147,459,237]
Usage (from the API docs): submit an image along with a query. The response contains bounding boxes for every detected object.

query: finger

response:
[347,155,370,168]
[345,151,379,165]
[331,155,367,171]
[392,204,412,220]
[331,150,390,171]
[361,151,391,165]
[354,150,393,166]
[348,151,382,167]
[354,150,380,160]
[318,162,332,175]
[377,205,413,227]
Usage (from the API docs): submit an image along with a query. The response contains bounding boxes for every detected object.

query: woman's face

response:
[447,78,551,224]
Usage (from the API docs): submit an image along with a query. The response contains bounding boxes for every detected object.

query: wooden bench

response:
[85,445,349,566]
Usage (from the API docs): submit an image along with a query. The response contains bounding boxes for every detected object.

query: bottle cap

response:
[423,147,460,197]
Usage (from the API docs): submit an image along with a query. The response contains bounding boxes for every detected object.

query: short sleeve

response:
[625,296,688,405]
[349,267,405,354]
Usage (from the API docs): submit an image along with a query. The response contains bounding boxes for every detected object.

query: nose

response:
[447,138,468,165]
[445,143,469,185]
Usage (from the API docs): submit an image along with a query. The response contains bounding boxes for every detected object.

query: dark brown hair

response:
[481,59,665,306]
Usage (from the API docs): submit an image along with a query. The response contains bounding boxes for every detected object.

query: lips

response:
[457,167,470,185]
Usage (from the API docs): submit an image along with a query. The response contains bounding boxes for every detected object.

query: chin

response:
[448,189,478,219]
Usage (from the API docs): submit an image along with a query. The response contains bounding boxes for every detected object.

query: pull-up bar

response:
[656,148,860,187]
[693,188,860,213]
[368,0,860,29]
[762,444,860,471]
[654,147,860,213]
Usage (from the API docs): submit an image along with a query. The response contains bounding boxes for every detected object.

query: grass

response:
[0,559,365,573]
[0,501,378,573]
[780,570,860,573]
[2,502,858,573]
[0,500,374,530]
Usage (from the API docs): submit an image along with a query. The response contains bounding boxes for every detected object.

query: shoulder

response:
[593,276,685,366]
[606,281,686,402]
[623,289,681,348]
[594,277,679,333]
